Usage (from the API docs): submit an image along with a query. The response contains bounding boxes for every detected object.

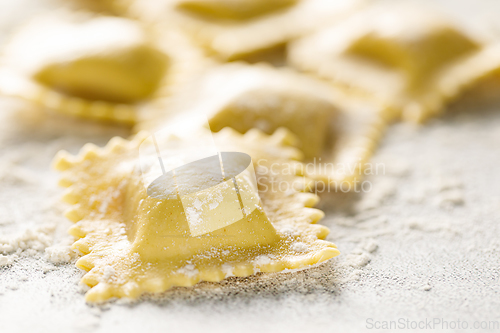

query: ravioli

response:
[0,13,205,124]
[289,3,500,122]
[139,62,387,189]
[130,0,363,62]
[139,63,337,159]
[53,127,339,302]
[176,0,298,21]
[67,0,134,15]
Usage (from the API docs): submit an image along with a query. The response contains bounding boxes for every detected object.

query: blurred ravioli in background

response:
[128,0,364,63]
[0,11,206,124]
[289,2,500,123]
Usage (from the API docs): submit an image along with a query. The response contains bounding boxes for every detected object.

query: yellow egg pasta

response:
[289,3,500,123]
[53,128,339,302]
[138,62,388,189]
[0,12,207,124]
[66,0,133,15]
[129,0,364,62]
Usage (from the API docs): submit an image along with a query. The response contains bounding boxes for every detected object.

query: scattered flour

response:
[208,190,223,210]
[7,282,19,291]
[102,266,117,283]
[254,255,272,266]
[0,224,55,254]
[291,242,309,253]
[406,217,459,234]
[355,178,398,212]
[99,200,109,214]
[344,252,371,269]
[0,254,13,266]
[436,189,465,208]
[185,206,203,227]
[0,162,39,185]
[360,239,378,253]
[177,264,199,278]
[78,281,91,294]
[192,197,203,211]
[44,245,75,264]
[421,283,432,291]
[436,175,463,192]
[221,263,234,277]
[279,226,300,237]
